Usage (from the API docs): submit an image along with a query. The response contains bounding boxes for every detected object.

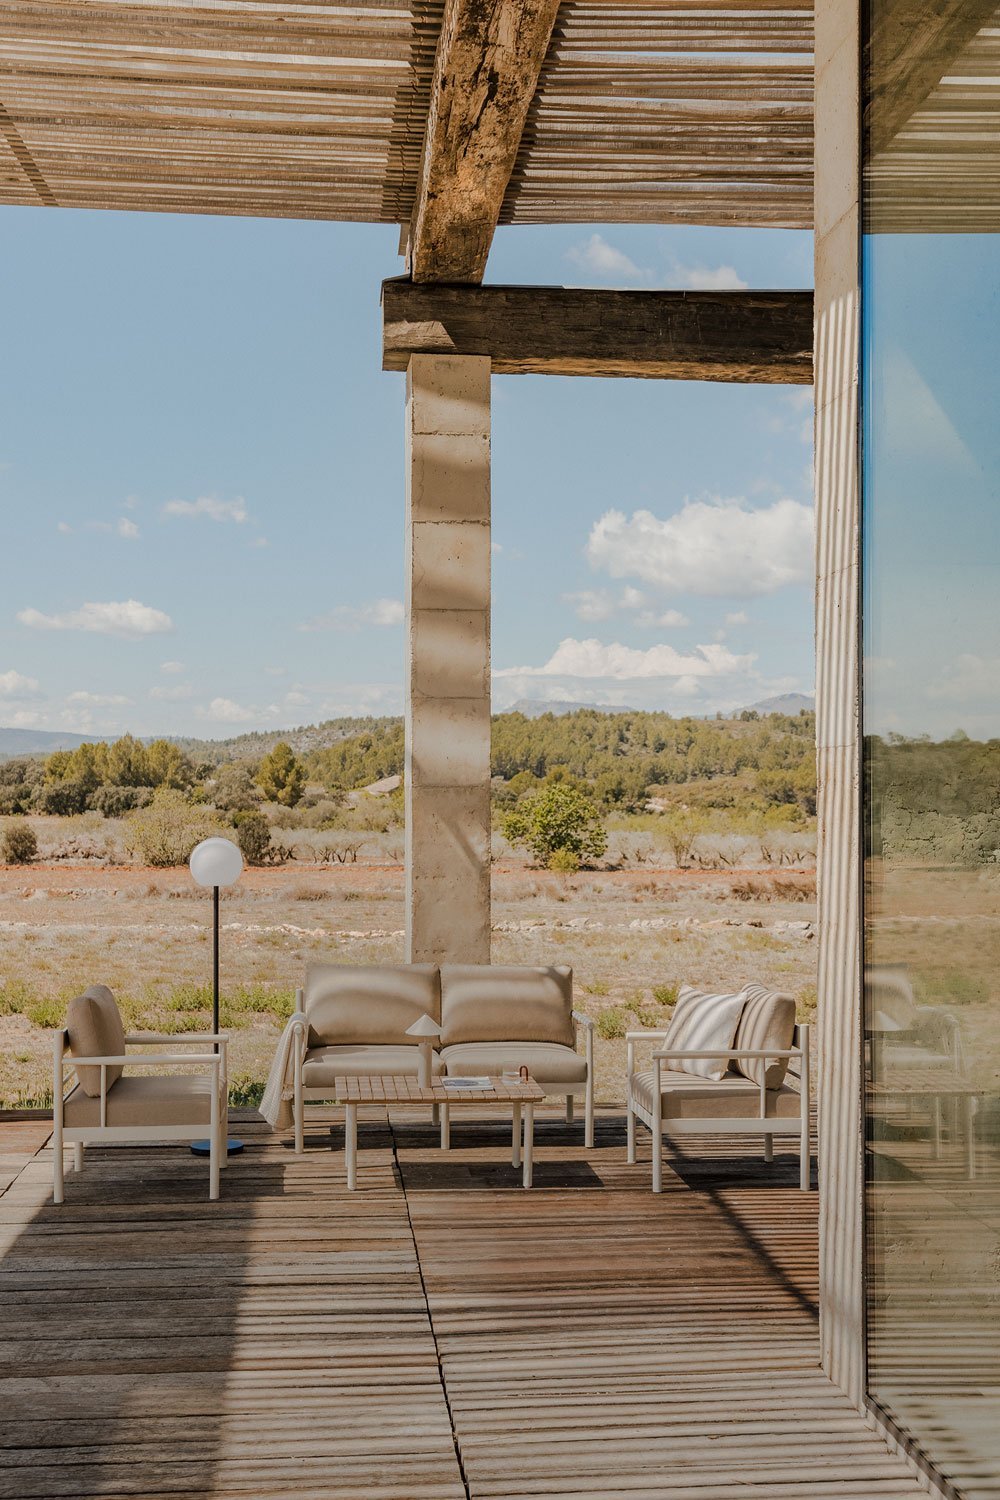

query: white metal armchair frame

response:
[626,1025,811,1193]
[52,1029,229,1202]
[289,999,596,1153]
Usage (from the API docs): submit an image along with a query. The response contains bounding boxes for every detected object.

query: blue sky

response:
[0,207,814,738]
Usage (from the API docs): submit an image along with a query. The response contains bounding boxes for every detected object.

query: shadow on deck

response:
[0,1108,927,1500]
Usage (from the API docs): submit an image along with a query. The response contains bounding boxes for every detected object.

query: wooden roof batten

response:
[0,0,815,235]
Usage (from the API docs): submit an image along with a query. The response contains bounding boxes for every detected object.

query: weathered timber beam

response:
[383,281,814,383]
[866,0,997,152]
[407,0,561,285]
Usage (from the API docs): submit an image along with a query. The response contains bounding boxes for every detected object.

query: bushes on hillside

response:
[234,811,273,866]
[258,742,305,807]
[89,784,153,818]
[124,790,224,867]
[2,821,37,864]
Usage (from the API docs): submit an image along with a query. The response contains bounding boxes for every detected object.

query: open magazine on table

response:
[441,1076,493,1091]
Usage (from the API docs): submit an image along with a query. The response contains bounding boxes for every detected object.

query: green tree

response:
[258,742,306,807]
[502,782,607,870]
[107,734,150,787]
[146,739,195,790]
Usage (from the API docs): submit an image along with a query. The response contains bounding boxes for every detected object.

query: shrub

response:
[2,820,37,864]
[596,1005,629,1040]
[548,847,581,873]
[234,811,273,866]
[89,784,152,818]
[38,779,90,816]
[651,982,678,1007]
[502,782,607,868]
[210,761,262,814]
[124,790,224,867]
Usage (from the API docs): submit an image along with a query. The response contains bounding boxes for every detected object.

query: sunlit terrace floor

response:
[0,1109,928,1500]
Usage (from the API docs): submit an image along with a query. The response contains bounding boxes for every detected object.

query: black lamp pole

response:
[191,880,244,1157]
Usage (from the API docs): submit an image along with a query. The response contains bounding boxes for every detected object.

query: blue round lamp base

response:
[190,1138,244,1156]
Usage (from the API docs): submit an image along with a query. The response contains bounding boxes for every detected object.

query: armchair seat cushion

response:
[632,1068,801,1121]
[441,1041,587,1086]
[63,1073,214,1129]
[302,1043,443,1087]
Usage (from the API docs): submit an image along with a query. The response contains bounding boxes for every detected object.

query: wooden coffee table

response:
[332,1074,546,1189]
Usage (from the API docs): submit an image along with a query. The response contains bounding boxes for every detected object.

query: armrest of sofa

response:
[572,1009,594,1072]
[626,1028,671,1077]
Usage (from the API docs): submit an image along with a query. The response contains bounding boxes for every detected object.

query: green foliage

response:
[547,847,581,874]
[502,782,607,868]
[258,742,306,807]
[0,758,43,815]
[38,779,90,816]
[234,810,273,866]
[89,784,152,818]
[41,736,196,800]
[228,1075,266,1108]
[124,790,225,867]
[596,1005,629,1040]
[210,760,262,814]
[2,820,37,864]
[652,982,678,1007]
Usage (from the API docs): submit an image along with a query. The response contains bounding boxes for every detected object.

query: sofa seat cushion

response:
[304,964,441,1048]
[64,1073,214,1129]
[734,985,797,1088]
[440,1041,587,1086]
[66,985,127,1097]
[660,986,746,1081]
[439,965,574,1047]
[632,1068,801,1121]
[302,1044,443,1088]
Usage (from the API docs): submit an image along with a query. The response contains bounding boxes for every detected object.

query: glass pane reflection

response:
[863,3,1000,1492]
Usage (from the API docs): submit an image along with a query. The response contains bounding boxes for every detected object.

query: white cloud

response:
[0,669,42,701]
[149,683,194,702]
[118,517,139,539]
[284,689,310,707]
[17,599,173,637]
[67,691,131,707]
[57,521,72,535]
[586,496,813,598]
[670,263,748,291]
[496,637,754,683]
[566,234,646,282]
[160,660,184,675]
[301,598,405,632]
[200,697,258,723]
[726,611,749,626]
[163,496,249,524]
[563,589,616,623]
[6,708,41,728]
[636,608,690,629]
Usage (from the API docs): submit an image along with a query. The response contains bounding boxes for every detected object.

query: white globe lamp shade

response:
[189,837,244,889]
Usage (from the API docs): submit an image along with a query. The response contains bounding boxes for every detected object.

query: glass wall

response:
[862,4,1000,1492]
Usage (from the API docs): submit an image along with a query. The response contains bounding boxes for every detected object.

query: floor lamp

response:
[189,835,245,1157]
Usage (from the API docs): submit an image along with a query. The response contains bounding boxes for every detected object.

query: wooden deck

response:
[0,1108,928,1500]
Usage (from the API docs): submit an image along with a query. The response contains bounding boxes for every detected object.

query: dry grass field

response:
[0,860,817,1110]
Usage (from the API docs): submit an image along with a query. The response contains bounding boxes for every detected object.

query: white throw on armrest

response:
[260,1009,308,1131]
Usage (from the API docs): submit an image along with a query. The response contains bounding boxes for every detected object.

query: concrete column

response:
[814,0,864,1407]
[405,354,491,963]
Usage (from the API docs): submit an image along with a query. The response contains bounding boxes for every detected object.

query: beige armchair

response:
[52,985,228,1202]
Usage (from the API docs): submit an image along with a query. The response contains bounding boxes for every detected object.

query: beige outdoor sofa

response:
[626,983,811,1192]
[288,962,595,1151]
[52,985,228,1202]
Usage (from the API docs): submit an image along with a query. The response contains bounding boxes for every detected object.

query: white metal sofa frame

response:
[52,1029,229,1202]
[288,993,596,1154]
[626,1024,811,1192]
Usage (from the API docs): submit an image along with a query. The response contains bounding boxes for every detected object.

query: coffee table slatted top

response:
[332,1075,545,1104]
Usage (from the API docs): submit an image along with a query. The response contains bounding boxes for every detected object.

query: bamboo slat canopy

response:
[0,0,814,230]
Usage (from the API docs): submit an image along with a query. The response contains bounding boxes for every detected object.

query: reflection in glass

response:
[863,2,1000,1491]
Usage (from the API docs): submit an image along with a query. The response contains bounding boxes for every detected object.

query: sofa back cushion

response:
[66,985,127,1097]
[866,965,917,1034]
[661,985,746,1081]
[440,965,574,1047]
[304,964,440,1047]
[734,984,797,1088]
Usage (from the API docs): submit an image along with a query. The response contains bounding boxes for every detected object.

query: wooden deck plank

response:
[0,1108,929,1500]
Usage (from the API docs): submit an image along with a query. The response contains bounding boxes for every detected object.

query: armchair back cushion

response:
[66,985,126,1097]
[304,963,440,1047]
[661,985,746,1081]
[440,965,574,1047]
[734,985,797,1088]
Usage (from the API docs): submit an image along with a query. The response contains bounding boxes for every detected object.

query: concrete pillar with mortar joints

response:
[405,354,491,963]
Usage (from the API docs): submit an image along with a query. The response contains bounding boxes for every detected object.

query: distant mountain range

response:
[0,694,815,761]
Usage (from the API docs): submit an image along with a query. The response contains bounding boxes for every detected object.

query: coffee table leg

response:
[512,1102,522,1167]
[345,1102,357,1191]
[523,1102,534,1189]
[440,1103,450,1151]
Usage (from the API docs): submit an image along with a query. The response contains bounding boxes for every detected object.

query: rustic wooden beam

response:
[407,0,561,285]
[383,281,813,383]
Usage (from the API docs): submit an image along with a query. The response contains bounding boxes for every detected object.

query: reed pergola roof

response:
[0,0,815,238]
